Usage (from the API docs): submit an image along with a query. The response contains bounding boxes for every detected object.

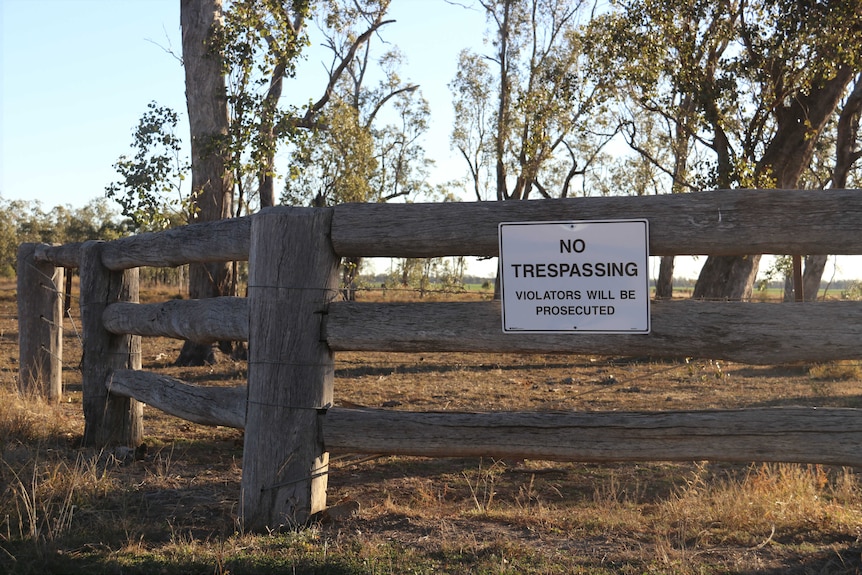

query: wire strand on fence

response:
[246,284,343,302]
[245,400,331,413]
[64,304,83,348]
[38,343,64,364]
[261,463,331,492]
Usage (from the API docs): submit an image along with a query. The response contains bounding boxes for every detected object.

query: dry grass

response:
[809,361,862,382]
[0,279,861,573]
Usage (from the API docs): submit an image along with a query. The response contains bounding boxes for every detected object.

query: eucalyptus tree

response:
[587,0,862,300]
[799,76,862,299]
[109,0,397,363]
[172,0,252,364]
[282,3,436,297]
[219,0,311,210]
[450,0,617,205]
[450,49,495,202]
[582,0,724,297]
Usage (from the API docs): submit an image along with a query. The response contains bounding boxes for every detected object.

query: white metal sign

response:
[499,220,650,333]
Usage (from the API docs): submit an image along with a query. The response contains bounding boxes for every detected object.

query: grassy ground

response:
[1,279,861,574]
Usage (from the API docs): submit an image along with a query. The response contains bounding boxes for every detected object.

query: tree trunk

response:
[179,0,235,366]
[693,67,856,299]
[692,254,761,301]
[341,256,361,301]
[257,60,287,209]
[801,255,827,301]
[654,255,675,299]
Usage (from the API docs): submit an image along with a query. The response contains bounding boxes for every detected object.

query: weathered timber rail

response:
[17,189,862,531]
[103,297,862,364]
[30,189,862,266]
[106,370,862,467]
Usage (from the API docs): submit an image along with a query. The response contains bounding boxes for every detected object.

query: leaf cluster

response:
[451,0,619,202]
[105,102,190,231]
[581,0,862,193]
[218,0,311,183]
[283,2,434,208]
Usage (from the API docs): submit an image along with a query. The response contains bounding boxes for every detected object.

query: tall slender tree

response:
[800,76,862,299]
[178,0,235,365]
[283,3,434,297]
[220,0,311,209]
[451,0,617,297]
[452,0,616,204]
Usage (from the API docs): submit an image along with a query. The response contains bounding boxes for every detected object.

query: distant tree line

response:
[0,196,128,278]
[0,196,195,288]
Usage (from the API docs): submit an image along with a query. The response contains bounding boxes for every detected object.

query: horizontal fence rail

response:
[104,371,862,467]
[325,300,862,364]
[33,241,84,269]
[31,189,862,270]
[108,370,246,429]
[323,407,862,467]
[98,217,252,270]
[103,298,249,343]
[33,217,252,269]
[331,189,862,258]
[105,297,862,364]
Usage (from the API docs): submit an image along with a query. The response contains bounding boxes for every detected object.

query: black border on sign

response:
[498,219,651,334]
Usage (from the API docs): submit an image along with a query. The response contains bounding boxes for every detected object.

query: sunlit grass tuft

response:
[658,462,862,549]
[809,360,862,381]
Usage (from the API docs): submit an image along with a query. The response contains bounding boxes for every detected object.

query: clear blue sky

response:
[0,0,485,211]
[1,0,187,209]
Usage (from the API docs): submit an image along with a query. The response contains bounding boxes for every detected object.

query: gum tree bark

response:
[802,76,862,300]
[178,0,234,365]
[694,67,856,300]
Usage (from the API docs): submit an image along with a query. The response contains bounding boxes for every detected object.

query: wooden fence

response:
[17,189,862,531]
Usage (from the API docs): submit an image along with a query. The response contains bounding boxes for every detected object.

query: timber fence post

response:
[16,243,65,401]
[241,206,339,531]
[79,240,143,447]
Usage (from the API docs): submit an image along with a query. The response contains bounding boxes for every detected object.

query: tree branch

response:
[364,84,419,128]
[623,120,700,193]
[305,18,395,124]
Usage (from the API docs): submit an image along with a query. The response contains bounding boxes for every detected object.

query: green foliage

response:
[110,1,440,222]
[584,0,862,193]
[840,282,862,301]
[105,102,191,231]
[756,256,793,292]
[285,100,377,206]
[450,0,617,202]
[0,195,128,277]
[282,4,434,209]
[218,0,312,203]
[449,50,495,201]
